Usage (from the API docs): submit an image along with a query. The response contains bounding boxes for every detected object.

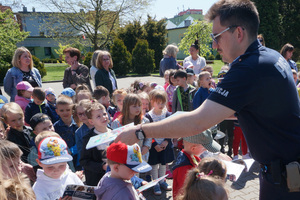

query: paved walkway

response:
[1,76,260,199]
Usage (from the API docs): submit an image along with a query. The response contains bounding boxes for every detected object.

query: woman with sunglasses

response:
[183,40,206,75]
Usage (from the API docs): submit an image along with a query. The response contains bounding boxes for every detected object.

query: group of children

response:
[0,65,237,200]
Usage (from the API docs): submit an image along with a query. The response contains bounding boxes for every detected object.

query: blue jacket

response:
[193,87,215,109]
[24,101,55,125]
[159,55,178,77]
[4,66,42,102]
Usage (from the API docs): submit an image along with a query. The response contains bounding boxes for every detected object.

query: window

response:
[44,47,51,56]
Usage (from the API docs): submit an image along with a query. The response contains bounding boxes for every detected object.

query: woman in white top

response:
[183,40,206,75]
[90,50,103,88]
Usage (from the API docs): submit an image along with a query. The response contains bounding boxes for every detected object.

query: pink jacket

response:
[15,95,30,113]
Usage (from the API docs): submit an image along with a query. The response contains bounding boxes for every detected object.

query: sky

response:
[11,0,219,21]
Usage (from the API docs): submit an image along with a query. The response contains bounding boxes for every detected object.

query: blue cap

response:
[61,88,75,97]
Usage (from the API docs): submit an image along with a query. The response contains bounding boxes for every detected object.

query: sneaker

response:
[160,181,172,191]
[166,170,173,179]
[232,155,239,160]
[153,184,162,195]
[242,153,251,159]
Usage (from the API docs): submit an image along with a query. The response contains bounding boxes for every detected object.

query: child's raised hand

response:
[21,161,36,182]
[160,140,168,149]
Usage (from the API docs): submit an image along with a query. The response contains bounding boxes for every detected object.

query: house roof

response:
[166,14,203,29]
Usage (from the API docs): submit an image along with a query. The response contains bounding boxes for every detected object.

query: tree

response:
[38,0,152,50]
[0,9,29,82]
[144,15,167,70]
[253,0,280,50]
[117,20,145,53]
[111,38,131,76]
[132,40,155,74]
[178,20,212,57]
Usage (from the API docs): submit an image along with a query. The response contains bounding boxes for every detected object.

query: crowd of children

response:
[0,64,242,200]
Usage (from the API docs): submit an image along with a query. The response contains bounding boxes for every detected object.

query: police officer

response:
[116,1,300,199]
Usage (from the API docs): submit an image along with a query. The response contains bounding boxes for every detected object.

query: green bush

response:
[32,55,46,78]
[111,38,131,76]
[0,60,11,84]
[207,54,215,60]
[83,52,93,68]
[215,52,222,60]
[132,40,155,74]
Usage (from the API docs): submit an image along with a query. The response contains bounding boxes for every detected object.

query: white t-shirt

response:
[90,65,98,88]
[184,55,206,75]
[33,166,83,200]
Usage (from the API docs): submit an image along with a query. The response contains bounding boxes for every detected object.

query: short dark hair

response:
[32,88,45,101]
[63,47,81,61]
[174,70,187,79]
[93,86,109,100]
[206,0,259,41]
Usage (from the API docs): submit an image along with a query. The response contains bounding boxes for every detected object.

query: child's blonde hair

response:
[75,89,93,103]
[75,84,90,94]
[149,89,167,104]
[177,168,228,200]
[85,100,106,119]
[1,102,23,122]
[197,71,211,87]
[112,89,127,106]
[118,94,142,125]
[56,94,74,107]
[2,174,36,200]
[197,157,227,180]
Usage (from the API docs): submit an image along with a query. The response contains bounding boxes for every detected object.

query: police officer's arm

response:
[115,99,235,145]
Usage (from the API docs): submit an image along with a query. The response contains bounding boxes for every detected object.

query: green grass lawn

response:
[42,63,69,82]
[42,60,226,82]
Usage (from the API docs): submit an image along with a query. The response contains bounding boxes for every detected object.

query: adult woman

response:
[4,47,42,102]
[183,40,206,75]
[89,50,102,88]
[159,44,179,77]
[280,43,298,72]
[94,51,118,95]
[62,47,92,91]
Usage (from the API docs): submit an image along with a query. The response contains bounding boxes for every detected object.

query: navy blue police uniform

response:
[208,40,300,200]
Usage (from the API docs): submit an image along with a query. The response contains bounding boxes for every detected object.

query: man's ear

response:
[237,26,245,42]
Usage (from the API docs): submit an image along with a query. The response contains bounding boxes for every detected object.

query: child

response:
[202,65,216,88]
[2,102,32,163]
[111,94,152,162]
[79,100,110,186]
[53,95,78,166]
[186,68,197,87]
[27,113,55,169]
[131,80,151,94]
[145,89,174,195]
[93,86,112,125]
[232,121,250,160]
[166,69,177,112]
[95,142,152,200]
[24,87,55,125]
[15,81,33,113]
[75,89,93,103]
[193,71,215,109]
[197,157,227,181]
[138,92,150,115]
[74,99,94,162]
[177,168,228,200]
[108,89,127,120]
[0,140,36,181]
[45,87,59,122]
[172,70,196,113]
[33,136,83,199]
[61,87,76,102]
[163,69,171,90]
[172,130,221,198]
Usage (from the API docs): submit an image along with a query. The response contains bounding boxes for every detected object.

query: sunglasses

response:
[210,25,242,44]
